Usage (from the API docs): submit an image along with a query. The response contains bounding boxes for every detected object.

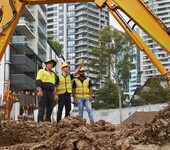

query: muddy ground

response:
[0,104,170,150]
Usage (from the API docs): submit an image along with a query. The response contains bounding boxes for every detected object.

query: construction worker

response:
[36,59,57,122]
[56,61,83,123]
[72,67,94,123]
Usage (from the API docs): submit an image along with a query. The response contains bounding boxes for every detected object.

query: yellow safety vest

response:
[75,78,90,98]
[36,69,56,84]
[57,74,72,95]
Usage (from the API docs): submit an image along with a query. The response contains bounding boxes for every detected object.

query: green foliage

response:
[89,26,135,89]
[93,79,123,109]
[138,80,170,105]
[96,80,118,103]
[89,27,135,109]
[47,37,63,56]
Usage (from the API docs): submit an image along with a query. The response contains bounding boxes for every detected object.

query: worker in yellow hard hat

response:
[61,63,70,69]
[36,59,57,122]
[56,60,84,123]
[72,67,94,123]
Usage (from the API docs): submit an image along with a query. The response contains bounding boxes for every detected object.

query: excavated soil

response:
[0,105,170,150]
[121,111,159,126]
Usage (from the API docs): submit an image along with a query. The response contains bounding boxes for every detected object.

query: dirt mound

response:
[0,117,133,150]
[122,111,158,126]
[0,105,170,150]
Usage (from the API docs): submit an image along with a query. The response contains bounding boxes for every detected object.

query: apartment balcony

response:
[40,4,46,12]
[75,35,87,41]
[87,11,99,18]
[87,36,99,42]
[38,21,47,38]
[38,10,47,24]
[75,17,88,23]
[75,48,87,53]
[16,17,35,38]
[38,38,47,53]
[38,53,46,62]
[88,24,100,30]
[75,23,87,29]
[75,54,88,59]
[75,11,87,17]
[11,55,36,72]
[11,74,35,90]
[87,4,99,13]
[23,6,35,21]
[75,41,88,46]
[87,17,99,24]
[11,36,33,54]
[75,4,87,11]
[75,29,88,35]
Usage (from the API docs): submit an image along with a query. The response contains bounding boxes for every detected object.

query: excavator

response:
[0,0,170,84]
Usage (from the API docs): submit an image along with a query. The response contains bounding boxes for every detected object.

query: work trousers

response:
[57,94,71,123]
[77,98,94,121]
[37,91,55,122]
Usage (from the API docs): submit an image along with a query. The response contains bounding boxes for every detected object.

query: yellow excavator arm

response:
[1,0,170,83]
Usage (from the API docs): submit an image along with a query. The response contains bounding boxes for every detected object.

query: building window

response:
[68,35,75,40]
[69,59,75,65]
[68,5,75,11]
[67,11,75,16]
[68,41,75,46]
[68,17,75,22]
[68,29,75,34]
[67,53,75,58]
[67,47,75,52]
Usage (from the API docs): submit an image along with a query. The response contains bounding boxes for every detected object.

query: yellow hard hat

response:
[61,63,70,69]
[79,67,86,72]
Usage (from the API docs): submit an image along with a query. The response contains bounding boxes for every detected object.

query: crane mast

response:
[0,0,170,83]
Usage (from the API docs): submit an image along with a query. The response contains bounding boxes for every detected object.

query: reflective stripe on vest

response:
[57,74,72,94]
[75,78,90,98]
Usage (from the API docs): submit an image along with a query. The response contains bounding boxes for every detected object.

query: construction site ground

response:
[1,105,170,150]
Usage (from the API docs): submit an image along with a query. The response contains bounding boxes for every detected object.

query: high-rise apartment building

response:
[140,0,170,83]
[47,3,109,89]
[0,5,63,108]
[0,5,48,105]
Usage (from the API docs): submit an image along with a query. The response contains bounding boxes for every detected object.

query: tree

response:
[90,26,134,89]
[138,80,170,105]
[47,36,63,56]
[95,79,118,105]
[90,27,134,112]
[93,79,127,109]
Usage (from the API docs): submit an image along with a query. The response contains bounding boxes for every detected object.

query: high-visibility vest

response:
[57,74,72,95]
[36,69,56,84]
[75,78,90,98]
